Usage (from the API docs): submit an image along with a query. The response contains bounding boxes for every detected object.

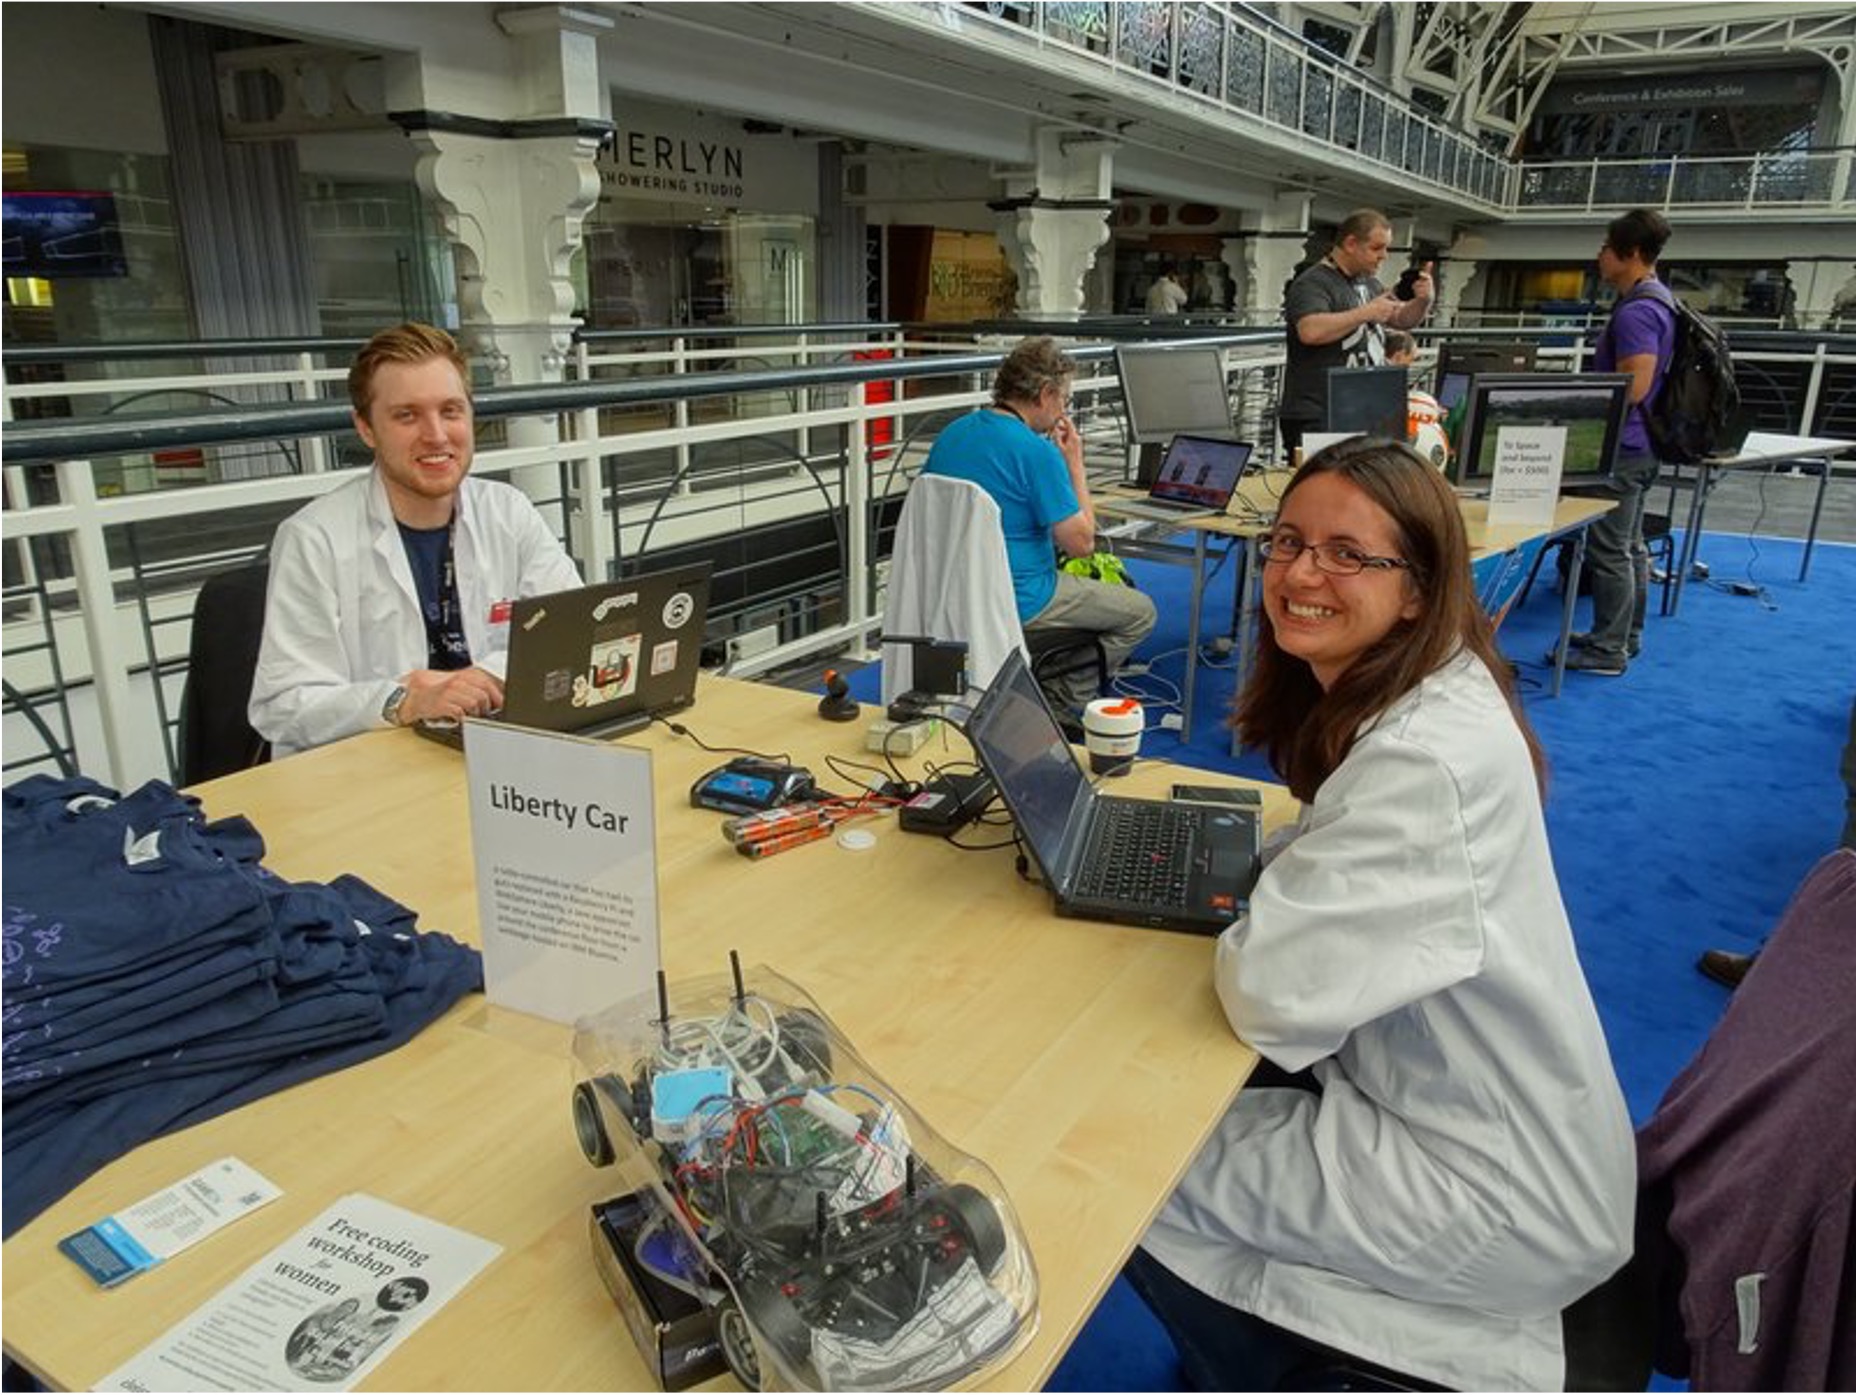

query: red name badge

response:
[488,599,513,625]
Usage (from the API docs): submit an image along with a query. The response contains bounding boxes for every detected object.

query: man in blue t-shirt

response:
[1561,208,1677,676]
[922,337,1155,711]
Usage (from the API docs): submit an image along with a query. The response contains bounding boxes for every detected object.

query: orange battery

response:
[736,820,835,859]
[721,802,828,846]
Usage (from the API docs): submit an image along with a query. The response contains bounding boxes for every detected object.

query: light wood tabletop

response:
[2,676,1293,1391]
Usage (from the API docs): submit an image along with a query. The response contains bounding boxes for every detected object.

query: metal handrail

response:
[0,333,1279,467]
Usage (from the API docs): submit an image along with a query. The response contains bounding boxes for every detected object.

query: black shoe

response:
[1567,632,1642,660]
[1698,949,1757,990]
[1548,645,1628,676]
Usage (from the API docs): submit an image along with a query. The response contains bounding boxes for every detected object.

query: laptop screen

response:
[1151,436,1252,507]
[966,650,1091,880]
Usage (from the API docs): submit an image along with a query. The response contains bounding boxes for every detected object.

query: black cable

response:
[652,715,788,764]
[823,751,892,793]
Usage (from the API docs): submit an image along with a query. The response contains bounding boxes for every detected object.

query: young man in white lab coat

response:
[249,323,582,757]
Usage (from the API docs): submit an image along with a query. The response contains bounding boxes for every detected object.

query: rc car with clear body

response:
[571,959,1040,1391]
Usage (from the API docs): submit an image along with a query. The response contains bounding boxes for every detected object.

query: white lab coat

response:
[249,470,582,757]
[1142,651,1634,1391]
[880,475,1028,705]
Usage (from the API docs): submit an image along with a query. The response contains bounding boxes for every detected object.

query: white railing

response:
[2,332,1289,790]
[1511,148,1856,215]
[9,324,1851,791]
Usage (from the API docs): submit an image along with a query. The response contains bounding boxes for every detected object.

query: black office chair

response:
[176,562,272,785]
[3,678,78,779]
[1026,626,1111,711]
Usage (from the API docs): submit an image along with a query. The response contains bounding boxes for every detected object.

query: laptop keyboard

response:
[1073,800,1203,908]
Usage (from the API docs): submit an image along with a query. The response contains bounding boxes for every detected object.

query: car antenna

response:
[654,968,672,1050]
[729,949,746,1008]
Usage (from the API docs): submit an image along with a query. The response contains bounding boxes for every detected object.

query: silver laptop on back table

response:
[1111,435,1253,522]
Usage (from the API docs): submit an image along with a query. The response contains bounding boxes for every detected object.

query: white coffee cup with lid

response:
[1083,697,1143,776]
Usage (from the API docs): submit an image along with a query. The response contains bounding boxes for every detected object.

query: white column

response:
[990,127,1116,319]
[391,6,612,525]
[1223,191,1312,323]
[1433,259,1482,330]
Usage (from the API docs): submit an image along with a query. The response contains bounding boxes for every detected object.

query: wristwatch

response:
[381,684,410,728]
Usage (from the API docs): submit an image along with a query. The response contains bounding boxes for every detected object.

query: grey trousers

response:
[1585,451,1661,660]
[1025,571,1157,710]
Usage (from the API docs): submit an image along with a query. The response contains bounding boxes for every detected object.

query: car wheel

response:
[736,1274,817,1387]
[571,1079,614,1166]
[944,1182,1007,1276]
[715,1294,765,1391]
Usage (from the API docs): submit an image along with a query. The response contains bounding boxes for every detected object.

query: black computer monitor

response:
[1454,373,1632,485]
[1434,340,1539,395]
[1114,344,1234,445]
[1325,364,1409,439]
[1435,369,1473,413]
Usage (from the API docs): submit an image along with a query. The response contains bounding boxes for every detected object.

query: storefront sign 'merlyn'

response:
[604,128,746,200]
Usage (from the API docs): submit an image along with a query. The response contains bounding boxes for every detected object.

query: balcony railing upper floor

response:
[889,1,1855,217]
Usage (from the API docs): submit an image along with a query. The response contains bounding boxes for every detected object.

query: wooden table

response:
[2,677,1293,1391]
[1100,473,1617,740]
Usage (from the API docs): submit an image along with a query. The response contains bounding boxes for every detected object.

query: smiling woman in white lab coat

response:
[1134,438,1634,1391]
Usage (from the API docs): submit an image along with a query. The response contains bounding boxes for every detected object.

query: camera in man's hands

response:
[1394,263,1430,302]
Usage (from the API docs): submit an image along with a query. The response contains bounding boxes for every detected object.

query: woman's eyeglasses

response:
[1259,533,1410,575]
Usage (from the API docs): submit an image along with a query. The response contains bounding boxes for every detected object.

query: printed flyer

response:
[96,1194,499,1392]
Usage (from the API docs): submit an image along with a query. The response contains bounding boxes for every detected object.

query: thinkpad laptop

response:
[417,560,713,749]
[1111,435,1253,521]
[966,649,1261,934]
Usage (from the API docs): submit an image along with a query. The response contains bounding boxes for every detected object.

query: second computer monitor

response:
[1325,364,1409,439]
[1454,373,1631,485]
[1115,343,1234,445]
[1434,340,1539,396]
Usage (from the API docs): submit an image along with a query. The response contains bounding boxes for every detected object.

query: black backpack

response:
[1623,282,1741,464]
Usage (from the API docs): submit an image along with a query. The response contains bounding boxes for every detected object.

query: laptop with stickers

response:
[417,560,713,749]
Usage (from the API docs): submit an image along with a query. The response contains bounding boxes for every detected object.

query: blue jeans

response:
[1123,1247,1443,1392]
[1584,451,1660,659]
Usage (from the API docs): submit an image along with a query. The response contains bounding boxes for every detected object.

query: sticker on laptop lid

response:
[664,591,697,628]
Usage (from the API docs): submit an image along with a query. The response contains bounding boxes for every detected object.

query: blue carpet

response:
[846,531,1856,1391]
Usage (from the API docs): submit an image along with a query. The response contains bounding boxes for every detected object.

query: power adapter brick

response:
[898,771,995,835]
[866,718,934,756]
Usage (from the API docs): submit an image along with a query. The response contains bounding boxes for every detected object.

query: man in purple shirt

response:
[1563,208,1676,675]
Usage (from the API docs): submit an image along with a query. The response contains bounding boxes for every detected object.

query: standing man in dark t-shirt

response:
[1558,208,1677,677]
[1278,208,1433,456]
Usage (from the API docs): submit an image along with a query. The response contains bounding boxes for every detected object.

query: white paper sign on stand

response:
[1486,425,1567,527]
[463,722,660,1025]
[1298,431,1354,464]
